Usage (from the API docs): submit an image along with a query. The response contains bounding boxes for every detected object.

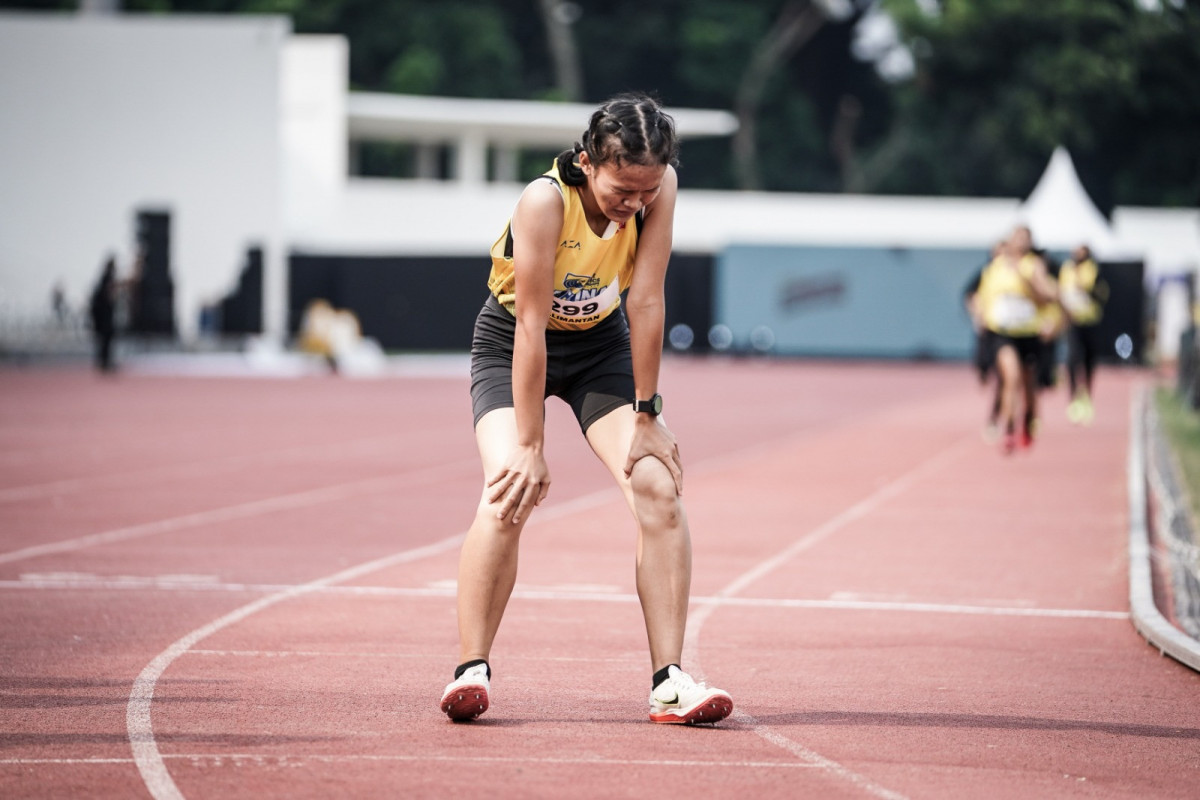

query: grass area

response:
[1154,386,1200,523]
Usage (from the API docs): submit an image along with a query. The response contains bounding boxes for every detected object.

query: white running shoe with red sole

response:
[440,664,489,721]
[648,666,733,725]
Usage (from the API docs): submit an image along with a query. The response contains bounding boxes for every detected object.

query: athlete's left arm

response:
[1027,255,1059,304]
[622,165,683,493]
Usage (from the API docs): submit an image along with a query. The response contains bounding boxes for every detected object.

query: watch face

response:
[635,394,663,415]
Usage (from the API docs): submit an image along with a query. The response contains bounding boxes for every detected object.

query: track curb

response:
[1128,387,1200,673]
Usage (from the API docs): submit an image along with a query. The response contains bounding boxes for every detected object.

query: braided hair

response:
[555,93,680,188]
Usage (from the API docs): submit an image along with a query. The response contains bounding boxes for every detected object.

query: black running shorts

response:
[470,295,635,433]
[984,329,1041,367]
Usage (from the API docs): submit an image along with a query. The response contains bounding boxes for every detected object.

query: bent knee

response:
[629,457,681,520]
[473,498,525,537]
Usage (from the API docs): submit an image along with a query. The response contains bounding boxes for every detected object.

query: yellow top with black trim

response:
[1059,257,1104,325]
[977,254,1044,337]
[487,161,639,331]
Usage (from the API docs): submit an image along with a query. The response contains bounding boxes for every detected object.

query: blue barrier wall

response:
[715,245,987,359]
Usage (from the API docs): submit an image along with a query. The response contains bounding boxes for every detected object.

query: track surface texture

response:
[2,359,1197,799]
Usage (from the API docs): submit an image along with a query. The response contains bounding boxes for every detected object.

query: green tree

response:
[878,0,1200,208]
[567,0,891,191]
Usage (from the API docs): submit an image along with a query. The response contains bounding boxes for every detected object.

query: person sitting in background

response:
[298,298,363,373]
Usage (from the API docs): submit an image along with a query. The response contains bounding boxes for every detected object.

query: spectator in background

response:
[298,298,364,373]
[88,255,118,373]
[51,281,69,326]
[1059,245,1108,424]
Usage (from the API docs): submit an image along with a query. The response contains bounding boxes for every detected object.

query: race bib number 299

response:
[551,277,620,323]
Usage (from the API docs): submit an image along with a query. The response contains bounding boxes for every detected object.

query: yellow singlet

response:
[1059,258,1102,325]
[487,161,640,332]
[977,254,1044,337]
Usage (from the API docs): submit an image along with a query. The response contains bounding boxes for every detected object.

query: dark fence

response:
[286,252,715,352]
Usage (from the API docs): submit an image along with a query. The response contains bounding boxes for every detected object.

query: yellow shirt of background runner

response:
[1059,258,1104,325]
[977,254,1044,337]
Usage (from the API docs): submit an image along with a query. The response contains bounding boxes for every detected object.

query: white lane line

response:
[0,433,431,505]
[0,458,477,566]
[4,754,818,769]
[4,576,1129,620]
[685,436,976,800]
[186,650,640,663]
[126,487,621,800]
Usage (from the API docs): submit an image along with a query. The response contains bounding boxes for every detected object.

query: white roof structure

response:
[348,93,739,146]
[1017,146,1127,258]
[347,93,739,186]
[1113,206,1200,279]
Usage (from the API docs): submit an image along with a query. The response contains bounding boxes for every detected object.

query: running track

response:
[1,358,1197,799]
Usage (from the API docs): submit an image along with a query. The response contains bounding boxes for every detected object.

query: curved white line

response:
[126,417,968,798]
[126,534,465,800]
[126,487,621,799]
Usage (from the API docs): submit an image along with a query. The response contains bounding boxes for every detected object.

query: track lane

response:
[3,362,1197,799]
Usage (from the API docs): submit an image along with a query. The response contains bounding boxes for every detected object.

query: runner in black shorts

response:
[969,226,1059,453]
[439,93,733,726]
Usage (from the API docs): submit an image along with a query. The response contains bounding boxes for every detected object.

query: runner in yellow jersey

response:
[970,226,1059,453]
[439,93,732,726]
[1059,245,1108,423]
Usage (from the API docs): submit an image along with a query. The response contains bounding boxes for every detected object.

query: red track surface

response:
[1,359,1197,799]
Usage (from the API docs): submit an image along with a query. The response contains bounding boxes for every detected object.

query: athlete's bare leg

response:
[454,408,529,665]
[585,405,691,673]
[995,344,1022,436]
[1021,362,1039,433]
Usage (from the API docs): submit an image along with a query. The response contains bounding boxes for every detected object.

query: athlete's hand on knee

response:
[624,418,683,495]
[487,445,550,524]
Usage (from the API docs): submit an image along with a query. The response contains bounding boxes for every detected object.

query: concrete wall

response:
[0,12,290,340]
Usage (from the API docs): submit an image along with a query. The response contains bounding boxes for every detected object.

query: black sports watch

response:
[633,393,663,416]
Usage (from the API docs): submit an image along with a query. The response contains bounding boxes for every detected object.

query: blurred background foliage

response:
[7,0,1198,206]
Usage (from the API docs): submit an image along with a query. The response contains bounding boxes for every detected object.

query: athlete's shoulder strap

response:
[503,175,562,259]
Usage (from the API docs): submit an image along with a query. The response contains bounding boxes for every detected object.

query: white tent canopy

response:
[1017,146,1130,259]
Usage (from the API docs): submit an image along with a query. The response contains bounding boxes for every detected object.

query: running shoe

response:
[648,666,733,725]
[1001,432,1017,455]
[1020,417,1038,449]
[1067,399,1084,424]
[981,422,1001,444]
[440,663,490,721]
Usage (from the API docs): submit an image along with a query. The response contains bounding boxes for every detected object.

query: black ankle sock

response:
[455,659,490,680]
[652,664,679,689]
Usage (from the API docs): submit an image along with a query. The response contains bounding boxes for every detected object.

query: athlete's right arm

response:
[487,180,563,525]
